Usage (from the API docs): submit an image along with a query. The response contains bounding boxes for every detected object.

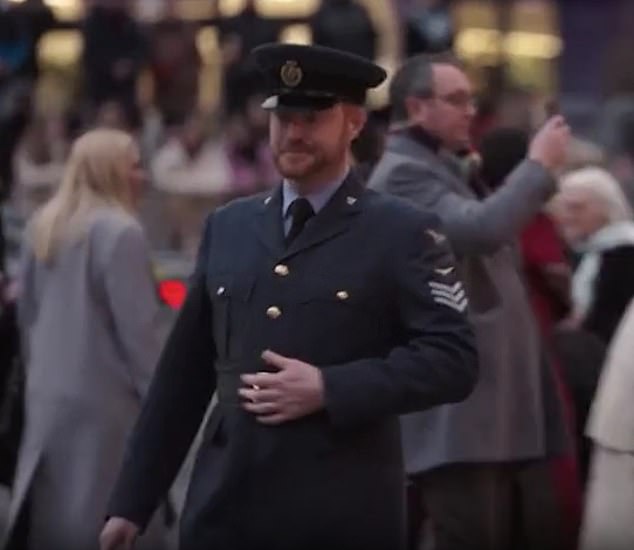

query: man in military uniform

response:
[100,44,478,550]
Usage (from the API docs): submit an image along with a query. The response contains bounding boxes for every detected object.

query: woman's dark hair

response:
[479,127,529,190]
[351,113,387,182]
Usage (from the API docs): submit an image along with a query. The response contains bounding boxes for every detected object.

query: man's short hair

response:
[389,52,463,124]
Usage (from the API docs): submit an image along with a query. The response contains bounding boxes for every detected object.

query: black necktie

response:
[285,198,315,246]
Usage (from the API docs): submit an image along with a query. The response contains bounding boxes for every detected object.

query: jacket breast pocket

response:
[207,274,254,359]
[292,278,383,360]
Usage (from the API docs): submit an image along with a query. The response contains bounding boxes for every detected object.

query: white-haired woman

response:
[2,129,170,550]
[555,166,634,345]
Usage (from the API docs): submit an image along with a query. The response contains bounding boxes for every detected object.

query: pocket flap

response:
[206,274,254,301]
[296,277,370,308]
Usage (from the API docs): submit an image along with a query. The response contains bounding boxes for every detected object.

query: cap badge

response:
[280,60,303,88]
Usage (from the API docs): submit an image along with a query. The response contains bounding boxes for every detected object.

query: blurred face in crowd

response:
[269,103,366,188]
[181,117,206,156]
[407,63,476,151]
[96,102,129,132]
[246,95,270,135]
[226,114,250,146]
[555,187,610,245]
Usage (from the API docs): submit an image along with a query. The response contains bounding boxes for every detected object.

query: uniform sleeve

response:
[107,216,217,531]
[321,214,479,429]
[104,224,161,398]
[388,159,556,256]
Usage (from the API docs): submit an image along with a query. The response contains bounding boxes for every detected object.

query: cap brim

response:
[261,94,340,112]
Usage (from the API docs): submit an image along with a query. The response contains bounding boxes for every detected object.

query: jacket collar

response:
[256,171,364,260]
[386,128,473,196]
[403,126,442,153]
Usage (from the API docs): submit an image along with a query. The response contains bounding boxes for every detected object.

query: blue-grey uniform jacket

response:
[107,172,478,550]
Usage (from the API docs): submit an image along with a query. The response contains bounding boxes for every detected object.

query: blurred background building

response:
[18,0,634,129]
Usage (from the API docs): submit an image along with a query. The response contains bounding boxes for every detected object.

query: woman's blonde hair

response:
[30,128,137,263]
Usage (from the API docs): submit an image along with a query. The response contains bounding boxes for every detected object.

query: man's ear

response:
[346,106,368,141]
[405,96,427,124]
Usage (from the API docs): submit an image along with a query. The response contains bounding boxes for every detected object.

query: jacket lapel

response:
[255,185,285,257]
[280,172,364,261]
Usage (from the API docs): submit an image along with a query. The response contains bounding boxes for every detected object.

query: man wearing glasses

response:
[369,52,574,550]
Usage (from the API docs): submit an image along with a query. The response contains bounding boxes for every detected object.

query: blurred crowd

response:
[2,0,634,549]
[0,0,282,259]
[0,0,467,260]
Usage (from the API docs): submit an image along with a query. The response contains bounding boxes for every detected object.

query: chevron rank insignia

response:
[425,228,447,245]
[434,266,455,277]
[428,280,468,313]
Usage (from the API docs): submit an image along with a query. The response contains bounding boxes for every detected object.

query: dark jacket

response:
[107,174,477,550]
[583,245,634,344]
[81,6,146,118]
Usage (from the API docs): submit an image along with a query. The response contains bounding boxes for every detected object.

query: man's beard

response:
[274,148,327,179]
[274,129,348,179]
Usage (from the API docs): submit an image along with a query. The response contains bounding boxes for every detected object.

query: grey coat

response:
[368,132,571,474]
[3,207,169,550]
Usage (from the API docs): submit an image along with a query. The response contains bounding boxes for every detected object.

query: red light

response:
[158,279,187,309]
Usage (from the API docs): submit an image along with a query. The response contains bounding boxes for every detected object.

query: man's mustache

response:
[280,142,313,153]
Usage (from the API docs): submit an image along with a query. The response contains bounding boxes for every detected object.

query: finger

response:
[243,400,281,415]
[99,532,118,550]
[261,349,292,370]
[241,372,279,388]
[256,413,289,425]
[547,114,565,126]
[238,388,280,402]
[100,534,125,550]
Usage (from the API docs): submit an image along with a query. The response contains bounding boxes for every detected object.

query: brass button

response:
[266,306,282,319]
[336,291,349,301]
[274,264,289,277]
[217,286,226,296]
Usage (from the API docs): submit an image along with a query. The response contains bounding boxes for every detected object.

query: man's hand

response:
[528,115,571,174]
[100,518,139,550]
[239,350,325,425]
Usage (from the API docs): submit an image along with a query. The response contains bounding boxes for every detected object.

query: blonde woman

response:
[2,129,169,550]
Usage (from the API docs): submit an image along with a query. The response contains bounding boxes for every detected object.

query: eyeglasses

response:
[434,92,478,109]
